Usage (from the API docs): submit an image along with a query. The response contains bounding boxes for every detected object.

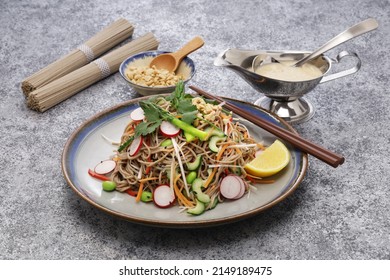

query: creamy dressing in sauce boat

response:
[254,60,323,81]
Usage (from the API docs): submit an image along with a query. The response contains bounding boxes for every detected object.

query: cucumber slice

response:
[191,178,211,204]
[209,197,219,210]
[204,126,225,138]
[187,199,205,215]
[187,155,202,171]
[209,135,227,153]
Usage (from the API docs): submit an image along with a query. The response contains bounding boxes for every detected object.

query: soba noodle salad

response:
[90,82,272,215]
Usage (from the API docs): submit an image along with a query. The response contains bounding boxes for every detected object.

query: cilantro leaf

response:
[127,101,164,139]
[177,99,197,124]
[118,100,165,152]
[181,111,197,124]
[139,101,160,122]
[119,82,201,152]
[165,82,199,124]
[166,81,185,109]
[134,120,162,137]
[177,98,196,113]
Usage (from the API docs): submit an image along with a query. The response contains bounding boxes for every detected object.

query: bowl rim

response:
[119,50,195,90]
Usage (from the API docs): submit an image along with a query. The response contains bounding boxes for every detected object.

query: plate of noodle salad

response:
[62,82,308,227]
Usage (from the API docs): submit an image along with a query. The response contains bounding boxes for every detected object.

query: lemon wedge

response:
[244,139,290,177]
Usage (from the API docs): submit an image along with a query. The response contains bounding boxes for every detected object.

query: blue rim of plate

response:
[62,94,308,228]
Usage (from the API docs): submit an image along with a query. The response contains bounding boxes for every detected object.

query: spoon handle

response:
[294,18,378,67]
[174,36,205,59]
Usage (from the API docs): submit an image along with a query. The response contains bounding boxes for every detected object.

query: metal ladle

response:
[252,18,378,71]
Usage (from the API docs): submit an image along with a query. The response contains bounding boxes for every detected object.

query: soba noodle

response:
[111,95,259,211]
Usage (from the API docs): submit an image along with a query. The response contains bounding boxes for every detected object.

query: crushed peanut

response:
[192,97,223,122]
[125,65,185,87]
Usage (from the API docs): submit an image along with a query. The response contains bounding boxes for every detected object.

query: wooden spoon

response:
[150,36,204,72]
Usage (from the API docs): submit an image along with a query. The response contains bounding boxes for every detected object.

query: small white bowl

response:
[119,50,195,96]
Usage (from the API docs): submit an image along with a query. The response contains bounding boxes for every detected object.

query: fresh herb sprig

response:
[117,102,162,152]
[139,101,208,140]
[118,82,204,152]
[166,80,198,124]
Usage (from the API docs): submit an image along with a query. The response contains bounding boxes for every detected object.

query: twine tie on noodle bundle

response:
[94,58,111,78]
[77,44,95,63]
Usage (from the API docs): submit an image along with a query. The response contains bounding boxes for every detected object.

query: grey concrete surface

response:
[1,0,389,259]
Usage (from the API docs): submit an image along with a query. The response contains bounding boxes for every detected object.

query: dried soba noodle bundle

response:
[21,18,134,96]
[27,33,159,112]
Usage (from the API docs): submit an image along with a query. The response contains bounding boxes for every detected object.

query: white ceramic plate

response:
[62,96,308,228]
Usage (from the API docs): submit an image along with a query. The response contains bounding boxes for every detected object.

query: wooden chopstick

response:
[189,85,345,168]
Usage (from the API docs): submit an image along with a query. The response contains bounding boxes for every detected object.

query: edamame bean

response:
[102,181,116,192]
[186,171,197,184]
[141,191,153,202]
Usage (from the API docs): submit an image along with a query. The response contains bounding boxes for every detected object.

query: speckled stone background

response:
[1,0,389,260]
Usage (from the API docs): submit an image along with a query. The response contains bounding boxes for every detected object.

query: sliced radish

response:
[130,107,145,121]
[94,159,117,175]
[160,121,181,137]
[129,136,143,156]
[153,185,176,208]
[228,175,246,199]
[219,175,243,199]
